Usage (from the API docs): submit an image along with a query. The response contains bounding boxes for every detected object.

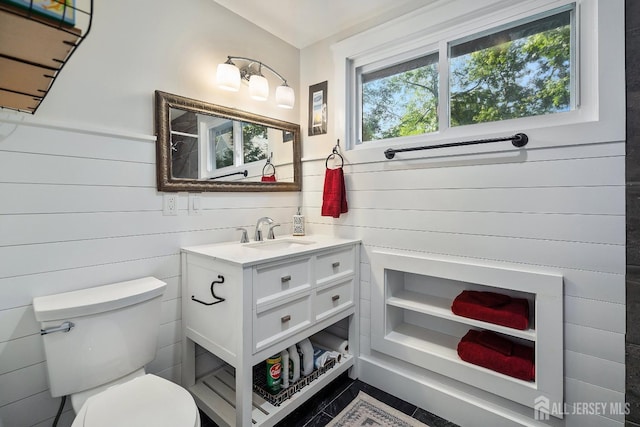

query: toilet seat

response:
[71,374,199,427]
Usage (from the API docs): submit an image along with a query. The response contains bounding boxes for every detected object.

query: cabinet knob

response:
[281,275,291,283]
[332,295,340,302]
[332,262,340,268]
[281,315,291,323]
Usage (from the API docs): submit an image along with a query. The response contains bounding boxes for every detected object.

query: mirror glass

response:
[155,91,301,192]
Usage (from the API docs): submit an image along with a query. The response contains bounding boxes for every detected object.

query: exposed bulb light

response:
[216,56,295,109]
[276,84,295,109]
[216,61,240,92]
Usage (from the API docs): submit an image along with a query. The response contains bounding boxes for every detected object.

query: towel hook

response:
[325,139,344,169]
[262,152,275,176]
[191,275,226,306]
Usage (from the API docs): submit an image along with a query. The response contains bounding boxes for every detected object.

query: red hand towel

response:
[477,330,513,356]
[457,329,535,381]
[321,167,348,218]
[468,291,511,308]
[451,290,529,330]
[261,174,276,182]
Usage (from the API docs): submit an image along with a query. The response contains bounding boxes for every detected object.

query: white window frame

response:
[331,0,625,162]
[356,46,440,144]
[198,117,269,180]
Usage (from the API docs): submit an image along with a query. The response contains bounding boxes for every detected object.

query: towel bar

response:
[383,133,528,159]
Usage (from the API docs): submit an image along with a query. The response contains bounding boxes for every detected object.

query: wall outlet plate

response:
[163,193,178,216]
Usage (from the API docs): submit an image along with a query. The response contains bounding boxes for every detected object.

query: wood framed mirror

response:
[154,90,301,192]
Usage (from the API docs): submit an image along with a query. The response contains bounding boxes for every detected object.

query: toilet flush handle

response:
[40,321,75,335]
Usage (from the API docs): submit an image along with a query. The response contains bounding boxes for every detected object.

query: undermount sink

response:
[244,238,316,250]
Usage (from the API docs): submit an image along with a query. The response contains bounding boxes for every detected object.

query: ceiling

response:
[211,0,434,49]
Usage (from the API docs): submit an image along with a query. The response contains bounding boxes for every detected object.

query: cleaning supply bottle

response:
[288,345,300,383]
[293,207,305,236]
[280,349,290,388]
[265,353,282,394]
[298,338,314,376]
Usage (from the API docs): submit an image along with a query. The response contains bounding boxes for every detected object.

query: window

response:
[449,9,573,127]
[241,122,268,164]
[210,122,234,169]
[353,4,575,145]
[207,120,268,173]
[359,53,439,142]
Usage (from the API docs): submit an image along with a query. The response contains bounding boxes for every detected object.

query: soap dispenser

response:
[293,207,305,236]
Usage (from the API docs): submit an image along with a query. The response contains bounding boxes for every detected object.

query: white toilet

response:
[33,277,200,427]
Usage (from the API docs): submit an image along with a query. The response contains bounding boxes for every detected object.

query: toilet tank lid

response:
[33,277,167,322]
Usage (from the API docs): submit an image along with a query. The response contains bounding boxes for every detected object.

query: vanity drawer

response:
[315,278,354,321]
[253,257,312,304]
[254,294,312,351]
[316,246,355,286]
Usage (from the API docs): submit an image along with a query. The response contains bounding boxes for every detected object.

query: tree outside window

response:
[358,6,573,143]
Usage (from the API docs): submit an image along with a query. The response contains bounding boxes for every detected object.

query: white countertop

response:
[181,234,360,266]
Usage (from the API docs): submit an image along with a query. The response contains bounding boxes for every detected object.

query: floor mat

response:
[326,391,429,427]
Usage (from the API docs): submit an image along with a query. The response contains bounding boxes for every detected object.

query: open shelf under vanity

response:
[191,354,354,426]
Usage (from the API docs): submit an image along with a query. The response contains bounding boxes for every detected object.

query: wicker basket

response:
[252,358,337,406]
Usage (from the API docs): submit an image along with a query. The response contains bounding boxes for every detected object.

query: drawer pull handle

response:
[281,315,291,323]
[332,262,340,268]
[332,295,340,301]
[281,275,291,283]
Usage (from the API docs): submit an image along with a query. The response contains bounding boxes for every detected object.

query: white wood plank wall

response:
[302,140,626,426]
[0,124,301,427]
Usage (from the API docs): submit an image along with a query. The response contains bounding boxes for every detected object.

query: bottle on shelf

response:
[288,345,300,383]
[266,353,282,394]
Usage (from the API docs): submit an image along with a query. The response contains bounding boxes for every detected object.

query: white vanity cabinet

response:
[181,236,360,427]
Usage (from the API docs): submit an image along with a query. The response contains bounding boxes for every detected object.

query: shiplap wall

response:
[0,124,300,426]
[294,0,626,424]
[0,0,301,424]
[301,140,626,426]
[0,1,626,426]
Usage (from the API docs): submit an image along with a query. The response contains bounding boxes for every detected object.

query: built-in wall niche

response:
[371,250,563,416]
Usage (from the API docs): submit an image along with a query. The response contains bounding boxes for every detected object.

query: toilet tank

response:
[33,277,167,397]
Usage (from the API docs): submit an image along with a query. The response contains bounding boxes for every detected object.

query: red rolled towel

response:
[477,330,513,356]
[261,174,276,182]
[451,290,529,330]
[321,167,348,218]
[457,330,535,381]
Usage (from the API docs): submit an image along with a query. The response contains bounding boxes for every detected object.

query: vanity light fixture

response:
[216,56,295,109]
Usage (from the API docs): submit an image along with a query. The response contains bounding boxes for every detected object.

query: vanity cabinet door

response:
[316,246,355,286]
[184,255,240,361]
[253,257,312,305]
[253,293,312,352]
[314,278,354,321]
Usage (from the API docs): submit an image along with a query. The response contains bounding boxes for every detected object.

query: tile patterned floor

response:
[199,373,459,427]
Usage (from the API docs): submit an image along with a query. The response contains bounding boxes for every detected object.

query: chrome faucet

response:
[254,217,274,241]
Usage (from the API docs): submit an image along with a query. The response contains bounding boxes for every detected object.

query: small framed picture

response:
[282,130,293,142]
[308,81,327,136]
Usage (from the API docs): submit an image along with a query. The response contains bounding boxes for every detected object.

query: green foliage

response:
[214,123,268,168]
[450,25,571,126]
[242,123,268,163]
[362,64,439,141]
[361,18,571,140]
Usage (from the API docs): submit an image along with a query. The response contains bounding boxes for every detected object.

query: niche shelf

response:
[370,250,563,416]
[0,0,92,113]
